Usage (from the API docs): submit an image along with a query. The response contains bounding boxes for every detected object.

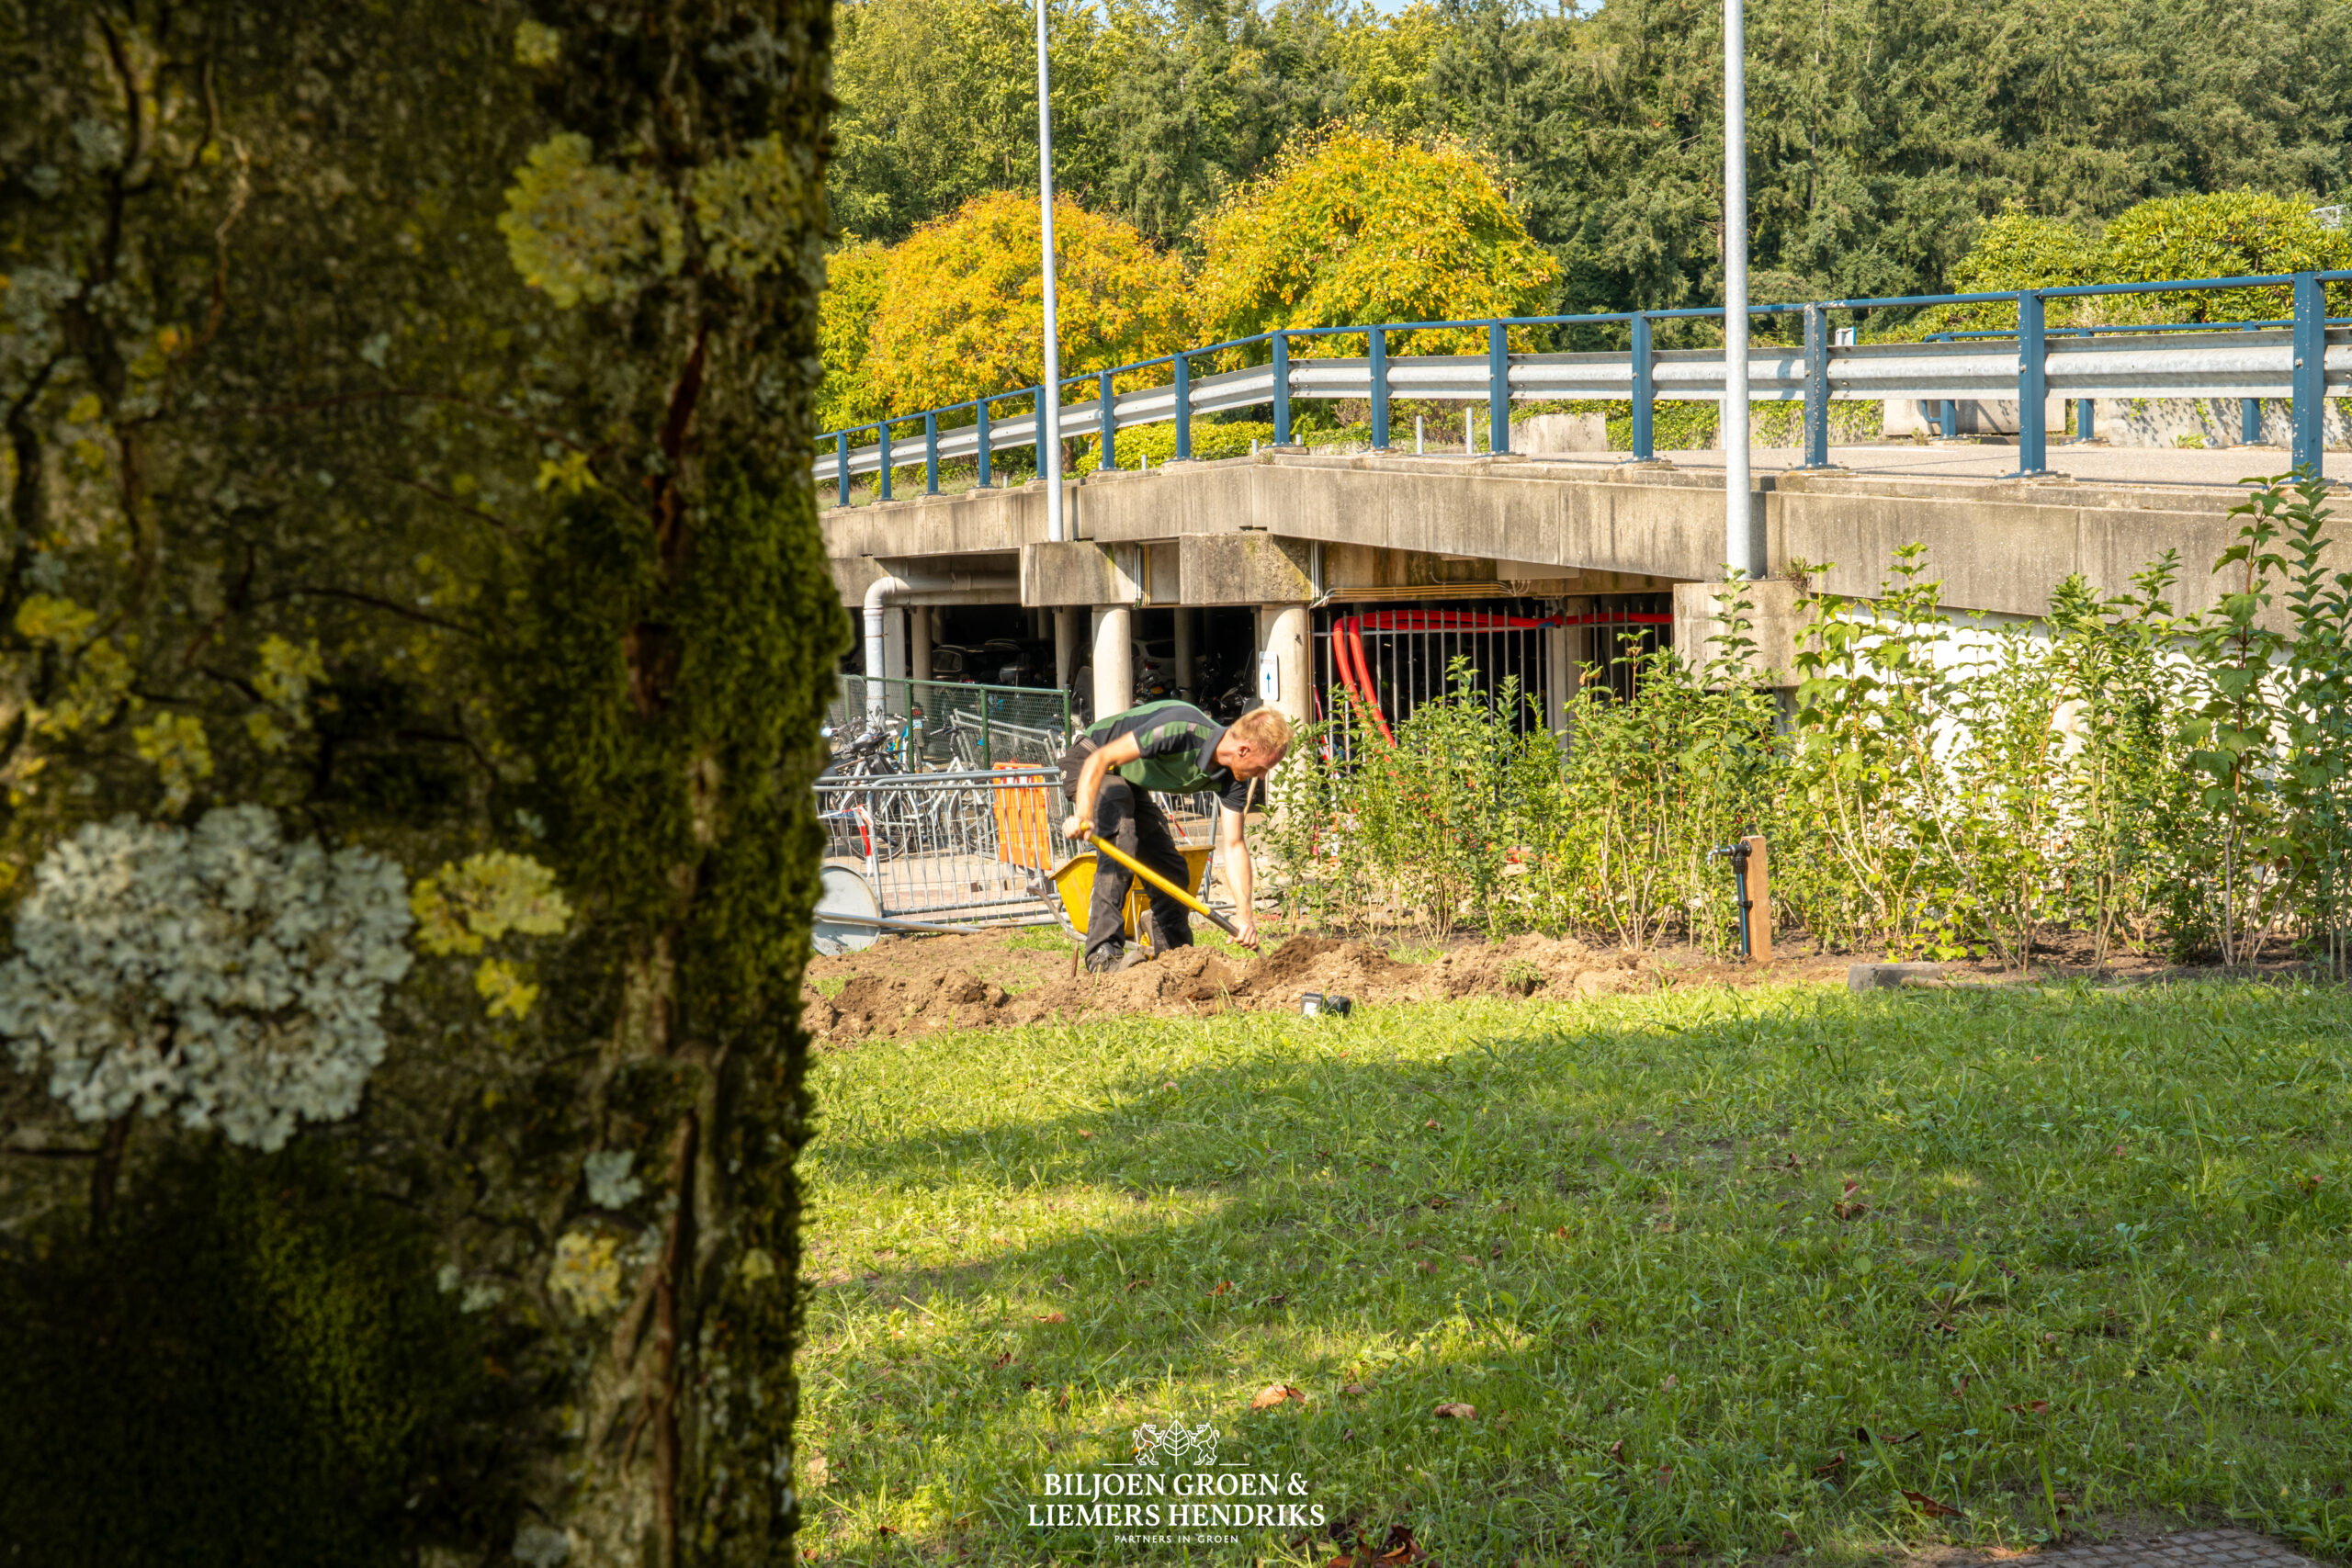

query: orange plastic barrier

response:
[993,762,1057,867]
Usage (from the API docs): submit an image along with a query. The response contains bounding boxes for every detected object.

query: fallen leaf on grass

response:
[1432,1402,1476,1419]
[1125,1277,1151,1292]
[1341,1383,1371,1396]
[1655,1543,1701,1557]
[1901,1490,1963,1519]
[1856,1426,1919,1445]
[2005,1400,2051,1416]
[875,1523,900,1537]
[805,1453,830,1490]
[1329,1524,1429,1568]
[1035,1311,1066,1323]
[990,1350,1013,1368]
[1606,1439,1625,1464]
[1075,1130,1091,1139]
[1423,1119,1441,1131]
[1250,1383,1306,1411]
[1812,1450,1846,1476]
[1208,1280,1231,1297]
[1950,1376,1971,1396]
[1417,1260,1437,1274]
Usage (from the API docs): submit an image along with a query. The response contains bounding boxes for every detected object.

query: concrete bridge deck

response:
[823,438,2345,723]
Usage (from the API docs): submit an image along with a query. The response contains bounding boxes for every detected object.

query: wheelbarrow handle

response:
[1081,831,1247,943]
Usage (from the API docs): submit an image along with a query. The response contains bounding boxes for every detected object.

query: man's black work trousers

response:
[1083,778,1194,966]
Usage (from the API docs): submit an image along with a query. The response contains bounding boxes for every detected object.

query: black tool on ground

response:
[1710,840,1756,960]
[1300,992,1353,1019]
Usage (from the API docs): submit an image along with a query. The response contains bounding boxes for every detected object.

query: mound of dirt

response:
[1235,935,1419,1001]
[1423,932,1643,1000]
[804,928,1665,1044]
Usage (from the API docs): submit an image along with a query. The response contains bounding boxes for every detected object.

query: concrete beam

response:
[1023,541,1136,607]
[820,451,2336,628]
[1179,533,1315,606]
[1767,471,2328,621]
[1672,578,1806,685]
[831,551,1022,608]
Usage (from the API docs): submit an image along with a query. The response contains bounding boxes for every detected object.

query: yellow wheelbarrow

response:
[1031,838,1238,947]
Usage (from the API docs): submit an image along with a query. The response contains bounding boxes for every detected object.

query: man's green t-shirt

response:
[1085,700,1257,811]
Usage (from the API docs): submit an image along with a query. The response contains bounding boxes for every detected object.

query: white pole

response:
[1036,0,1064,543]
[1723,0,1749,578]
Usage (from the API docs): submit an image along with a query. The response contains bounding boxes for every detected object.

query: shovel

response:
[1078,829,1251,946]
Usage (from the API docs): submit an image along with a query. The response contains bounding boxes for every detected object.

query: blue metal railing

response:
[1919,314,2350,448]
[818,270,2352,502]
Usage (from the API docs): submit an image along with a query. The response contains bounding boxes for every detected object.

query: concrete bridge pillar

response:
[876,607,908,682]
[1544,618,1574,733]
[910,606,933,687]
[1173,608,1197,702]
[1054,609,1079,694]
[1256,603,1310,728]
[1091,605,1134,724]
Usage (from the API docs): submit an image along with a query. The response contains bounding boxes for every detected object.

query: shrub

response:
[1263,478,2352,971]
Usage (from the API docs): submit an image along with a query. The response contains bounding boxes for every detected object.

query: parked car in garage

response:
[978,637,1057,688]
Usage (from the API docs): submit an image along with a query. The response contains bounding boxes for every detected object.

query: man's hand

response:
[1232,909,1261,951]
[1062,813,1091,840]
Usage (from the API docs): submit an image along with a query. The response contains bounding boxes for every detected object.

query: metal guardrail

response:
[816,765,1227,924]
[816,269,2352,494]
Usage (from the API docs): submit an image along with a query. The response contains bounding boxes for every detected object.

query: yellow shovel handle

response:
[1084,831,1244,942]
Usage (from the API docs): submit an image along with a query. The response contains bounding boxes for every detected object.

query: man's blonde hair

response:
[1228,706,1294,754]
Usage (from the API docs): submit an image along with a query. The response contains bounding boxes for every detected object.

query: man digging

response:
[1061,701,1292,973]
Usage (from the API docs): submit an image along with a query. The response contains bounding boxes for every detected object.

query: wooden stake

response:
[1743,834,1772,964]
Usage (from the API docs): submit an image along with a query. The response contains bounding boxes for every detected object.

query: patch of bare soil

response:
[802,929,1850,1045]
[1937,927,2320,986]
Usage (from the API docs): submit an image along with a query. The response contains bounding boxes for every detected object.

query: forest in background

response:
[829,0,2352,315]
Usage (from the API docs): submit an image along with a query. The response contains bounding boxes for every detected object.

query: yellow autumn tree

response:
[1193,125,1560,355]
[818,240,891,431]
[847,190,1192,423]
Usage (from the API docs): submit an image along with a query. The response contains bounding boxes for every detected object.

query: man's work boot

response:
[1084,942,1127,974]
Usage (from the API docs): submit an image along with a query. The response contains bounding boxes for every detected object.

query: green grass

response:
[799,980,2352,1563]
[1003,926,1080,953]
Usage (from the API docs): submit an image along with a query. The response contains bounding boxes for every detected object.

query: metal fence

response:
[817,763,1227,924]
[1310,598,1677,758]
[814,268,2352,496]
[830,675,1072,772]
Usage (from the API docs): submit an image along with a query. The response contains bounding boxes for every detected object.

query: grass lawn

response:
[797,979,2352,1564]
